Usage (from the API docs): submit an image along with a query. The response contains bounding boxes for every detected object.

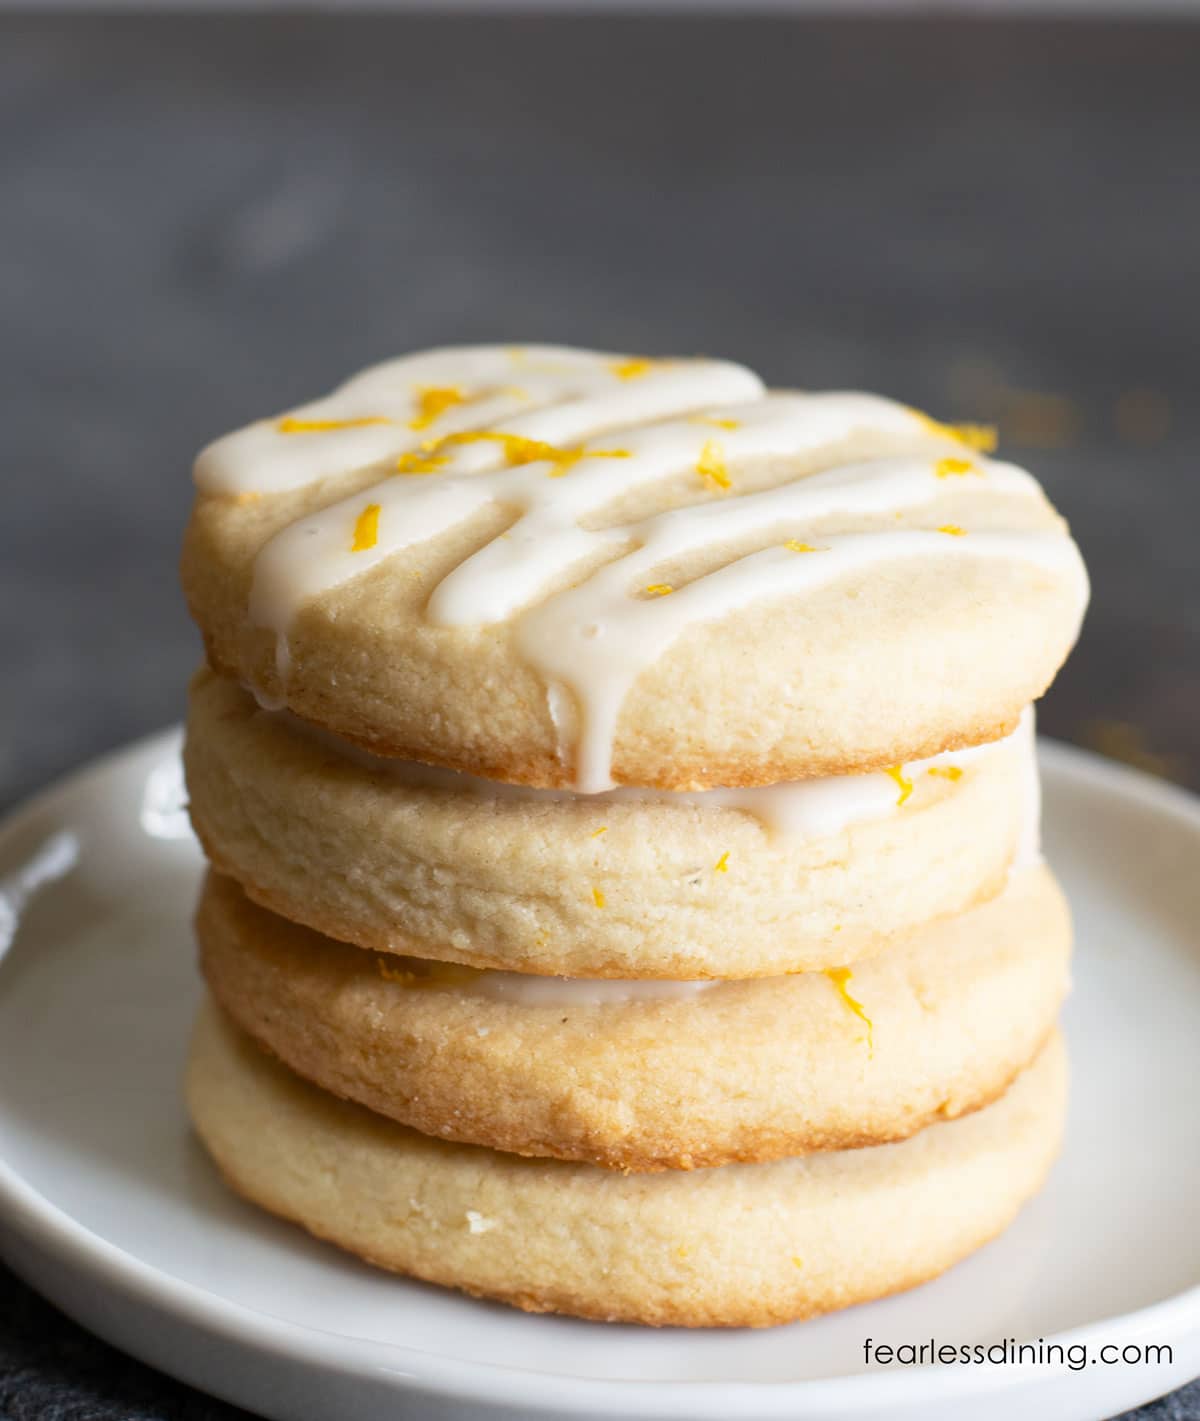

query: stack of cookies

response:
[180,345,1088,1327]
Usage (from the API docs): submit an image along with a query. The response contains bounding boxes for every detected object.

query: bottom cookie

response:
[186,1000,1067,1329]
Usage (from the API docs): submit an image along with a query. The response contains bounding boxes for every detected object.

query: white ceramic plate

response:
[0,730,1197,1421]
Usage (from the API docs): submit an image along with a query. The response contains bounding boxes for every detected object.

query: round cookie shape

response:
[181,344,1089,791]
[185,667,1040,978]
[197,866,1070,1171]
[187,1001,1067,1328]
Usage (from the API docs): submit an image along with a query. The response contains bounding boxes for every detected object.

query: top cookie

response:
[182,345,1088,790]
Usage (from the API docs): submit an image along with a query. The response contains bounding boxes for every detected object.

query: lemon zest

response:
[592,886,606,908]
[784,540,827,553]
[645,583,674,597]
[824,967,874,1051]
[885,765,913,805]
[611,357,654,380]
[591,826,608,838]
[394,448,449,475]
[278,415,391,434]
[954,423,999,451]
[935,456,977,478]
[927,765,964,781]
[938,524,967,537]
[697,439,731,490]
[351,503,381,552]
[910,409,998,452]
[714,851,730,873]
[408,385,466,431]
[406,430,629,479]
[693,415,741,430]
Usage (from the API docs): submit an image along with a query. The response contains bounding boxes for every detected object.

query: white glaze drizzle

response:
[268,706,1039,1007]
[415,717,1041,1008]
[378,954,717,1006]
[389,719,1041,1008]
[197,345,1089,791]
[195,345,762,496]
[264,704,1031,841]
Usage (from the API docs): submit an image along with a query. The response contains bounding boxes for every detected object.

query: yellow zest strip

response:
[409,385,466,431]
[395,449,450,475]
[953,423,999,452]
[791,1257,804,1269]
[278,415,391,434]
[400,430,629,480]
[693,415,741,430]
[591,826,608,838]
[645,583,674,597]
[592,886,606,908]
[927,765,964,781]
[543,444,630,478]
[824,967,874,1051]
[938,524,967,537]
[351,503,381,552]
[885,765,913,805]
[785,540,828,554]
[935,457,977,478]
[611,357,654,380]
[911,409,998,452]
[714,851,730,874]
[697,439,731,490]
[493,433,564,465]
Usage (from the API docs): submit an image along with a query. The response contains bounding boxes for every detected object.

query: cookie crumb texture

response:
[184,668,1038,978]
[197,866,1070,1171]
[187,1002,1068,1328]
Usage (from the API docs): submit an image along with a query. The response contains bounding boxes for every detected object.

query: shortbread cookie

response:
[198,866,1069,1170]
[187,1001,1067,1327]
[185,667,1040,977]
[181,345,1088,791]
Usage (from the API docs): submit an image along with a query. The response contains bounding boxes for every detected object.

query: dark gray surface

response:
[0,13,1196,1420]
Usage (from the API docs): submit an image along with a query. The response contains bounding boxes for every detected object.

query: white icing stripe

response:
[526,527,1081,792]
[197,345,1088,791]
[389,728,1041,1007]
[248,391,961,638]
[425,413,1041,627]
[196,346,762,495]
[263,704,1031,840]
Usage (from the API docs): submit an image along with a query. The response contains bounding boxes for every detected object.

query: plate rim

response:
[0,726,1198,1418]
